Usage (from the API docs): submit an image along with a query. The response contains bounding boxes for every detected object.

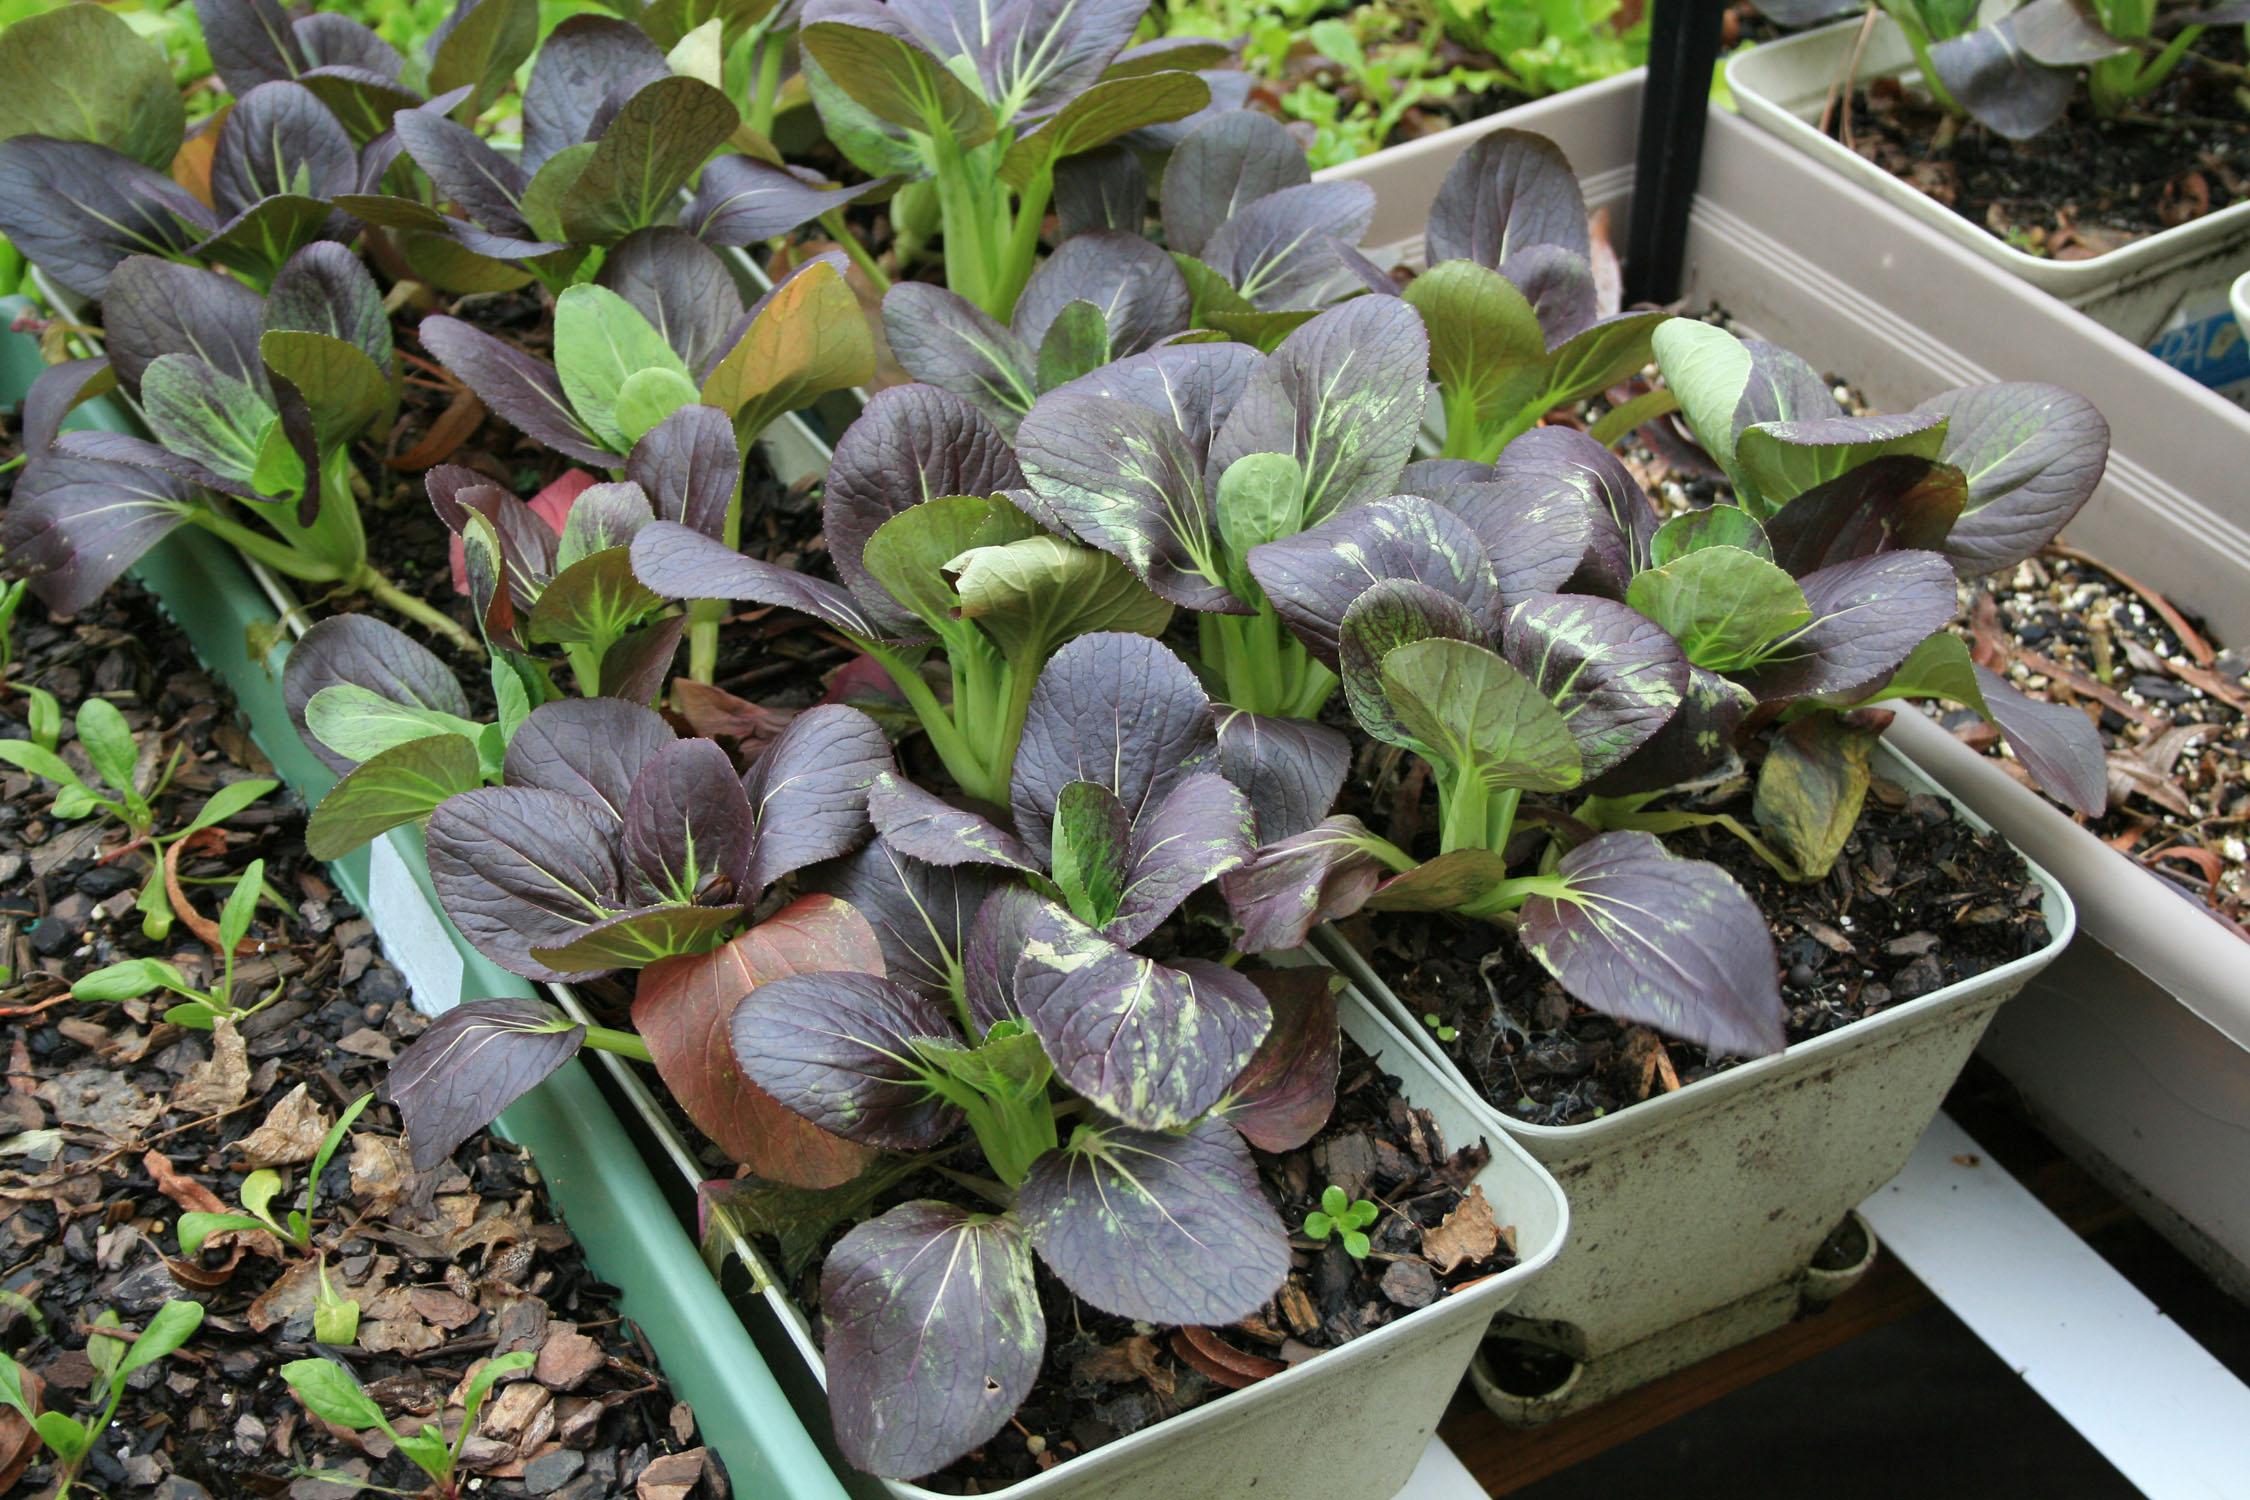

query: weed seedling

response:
[1421,1012,1459,1044]
[283,1348,534,1498]
[1304,1185,1380,1260]
[0,1299,205,1498]
[75,858,283,1028]
[180,1091,374,1256]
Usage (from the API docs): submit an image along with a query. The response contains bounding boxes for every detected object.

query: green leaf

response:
[307,736,485,860]
[137,873,174,941]
[86,1309,124,1382]
[527,904,744,971]
[0,739,92,796]
[999,72,1210,189]
[1304,1210,1334,1238]
[119,1299,204,1377]
[197,196,338,284]
[428,0,539,121]
[260,332,392,449]
[163,999,224,1031]
[1214,452,1306,592]
[1320,1184,1347,1216]
[492,657,534,739]
[699,260,874,441]
[1405,261,1550,456]
[0,1353,34,1421]
[305,1093,377,1229]
[910,1022,1054,1104]
[799,22,996,147]
[1175,253,1258,329]
[558,76,739,243]
[313,1260,360,1347]
[1651,317,1754,476]
[75,697,139,796]
[860,495,990,639]
[948,533,1173,667]
[1625,548,1810,673]
[1341,1228,1370,1258]
[1736,420,1949,514]
[179,1211,272,1256]
[1752,713,1882,881]
[280,1357,388,1432]
[554,285,692,453]
[1853,631,1983,707]
[303,685,485,764]
[178,779,280,839]
[34,1411,89,1463]
[454,1350,535,1456]
[400,230,540,295]
[71,958,192,1003]
[1049,781,1132,929]
[615,366,702,445]
[239,1169,285,1226]
[217,859,265,958]
[526,550,665,649]
[393,1427,455,1485]
[25,686,61,752]
[1034,301,1111,394]
[0,4,183,170]
[1649,505,1772,566]
[520,141,598,242]
[140,355,275,487]
[1378,638,1583,792]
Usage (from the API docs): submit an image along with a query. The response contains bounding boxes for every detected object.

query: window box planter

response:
[1320,78,2250,1312]
[1316,749,2074,1420]
[1725,17,2250,345]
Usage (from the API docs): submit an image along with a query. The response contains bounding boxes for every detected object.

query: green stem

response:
[582,1026,653,1064]
[748,32,785,139]
[354,567,480,656]
[186,511,345,583]
[1588,387,1681,448]
[932,133,1001,316]
[1898,19,1964,116]
[872,647,1002,802]
[988,167,1055,322]
[687,600,722,684]
[1436,380,1491,462]
[821,209,892,294]
[1601,808,1803,882]
[1438,766,1490,855]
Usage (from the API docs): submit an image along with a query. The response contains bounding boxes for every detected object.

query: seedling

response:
[1304,1185,1380,1259]
[74,858,284,1027]
[283,1348,533,1499]
[313,1257,361,1347]
[180,1091,374,1256]
[1422,1013,1459,1044]
[0,1298,205,1498]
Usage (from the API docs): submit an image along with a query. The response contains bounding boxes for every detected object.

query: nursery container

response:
[586,972,1571,1500]
[1327,80,2250,1309]
[1726,17,2250,344]
[1317,750,2074,1420]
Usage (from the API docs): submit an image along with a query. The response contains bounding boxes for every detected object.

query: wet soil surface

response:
[1334,749,2051,1127]
[1836,31,2250,254]
[0,524,725,1496]
[1936,550,2250,938]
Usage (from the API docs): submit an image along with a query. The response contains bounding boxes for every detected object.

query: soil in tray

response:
[0,555,727,1497]
[1333,755,2052,1127]
[1833,28,2250,255]
[1934,549,2250,938]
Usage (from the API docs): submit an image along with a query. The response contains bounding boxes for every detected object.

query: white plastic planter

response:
[1317,751,2075,1419]
[1726,17,2250,344]
[595,980,1570,1500]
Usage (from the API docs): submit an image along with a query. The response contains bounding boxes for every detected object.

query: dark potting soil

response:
[1936,550,2250,938]
[0,552,725,1497]
[1333,763,2051,1128]
[1835,29,2250,255]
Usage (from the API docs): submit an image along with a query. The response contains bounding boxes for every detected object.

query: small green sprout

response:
[1422,1012,1458,1044]
[180,1091,374,1256]
[313,1256,361,1347]
[0,1299,205,1498]
[284,1348,534,1497]
[1304,1184,1380,1260]
[75,858,283,1029]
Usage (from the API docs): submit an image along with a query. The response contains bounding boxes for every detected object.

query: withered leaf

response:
[1421,1184,1501,1274]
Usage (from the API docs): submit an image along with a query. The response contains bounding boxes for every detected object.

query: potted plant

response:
[1726,1,2250,339]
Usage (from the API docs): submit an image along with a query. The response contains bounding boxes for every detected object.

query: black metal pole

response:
[1624,0,1733,306]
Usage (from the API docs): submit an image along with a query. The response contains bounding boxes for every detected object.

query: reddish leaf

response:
[632,894,880,1187]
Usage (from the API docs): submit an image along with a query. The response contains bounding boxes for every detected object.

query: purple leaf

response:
[825,384,1026,634]
[1519,830,1785,1057]
[1915,383,2109,575]
[624,738,755,901]
[1209,297,1429,523]
[1054,144,1146,238]
[1486,423,1655,583]
[1764,455,1968,575]
[417,314,611,464]
[102,257,268,394]
[1104,771,1257,944]
[400,99,539,231]
[194,0,308,95]
[1201,181,1375,312]
[1161,109,1310,260]
[1016,903,1269,1130]
[815,837,1003,1001]
[521,14,669,170]
[1502,592,1688,778]
[1249,495,1501,669]
[629,520,893,640]
[1929,19,2074,141]
[211,81,356,218]
[881,282,1037,432]
[18,360,117,460]
[2,443,194,615]
[1337,578,1483,751]
[1214,709,1350,842]
[501,696,673,820]
[1974,664,2106,816]
[1013,230,1191,355]
[265,242,392,367]
[1222,968,1340,1150]
[283,614,471,775]
[1219,814,1391,951]
[1736,550,1961,703]
[868,772,1041,872]
[597,227,744,380]
[1584,665,1753,796]
[599,614,685,704]
[743,704,893,890]
[973,0,1147,114]
[1018,1117,1289,1324]
[729,970,964,1148]
[963,882,1046,1033]
[425,786,628,982]
[1010,633,1216,867]
[1498,241,1599,346]
[1425,127,1589,272]
[0,138,214,297]
[820,1202,1044,1481]
[625,404,740,538]
[385,999,583,1171]
[685,153,869,246]
[1733,339,1837,432]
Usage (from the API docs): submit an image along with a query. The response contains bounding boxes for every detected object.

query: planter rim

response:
[1882,707,2250,1049]
[1726,18,2250,288]
[1317,743,2078,1143]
